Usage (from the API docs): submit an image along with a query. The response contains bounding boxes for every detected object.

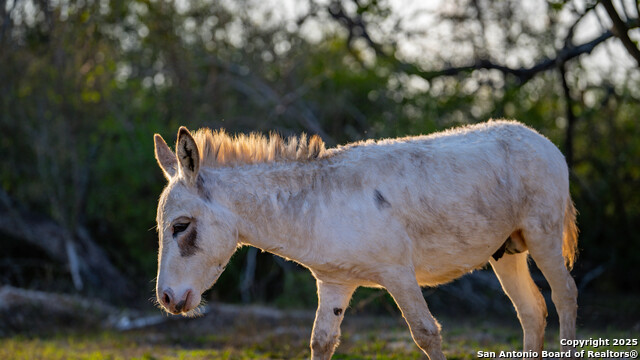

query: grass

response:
[2,311,638,360]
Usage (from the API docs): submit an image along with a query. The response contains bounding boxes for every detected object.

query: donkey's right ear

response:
[154,134,178,179]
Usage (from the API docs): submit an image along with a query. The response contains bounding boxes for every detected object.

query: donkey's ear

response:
[176,126,200,184]
[154,134,178,180]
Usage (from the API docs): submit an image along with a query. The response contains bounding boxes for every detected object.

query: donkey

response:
[153,120,578,360]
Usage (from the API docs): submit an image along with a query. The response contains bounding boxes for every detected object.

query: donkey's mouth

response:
[173,289,196,314]
[174,300,188,313]
[167,304,195,316]
[158,287,201,315]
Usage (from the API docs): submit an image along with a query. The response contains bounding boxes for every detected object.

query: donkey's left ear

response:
[176,126,200,185]
[154,134,178,180]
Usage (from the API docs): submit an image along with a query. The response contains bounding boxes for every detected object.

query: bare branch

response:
[211,59,333,141]
[398,28,622,83]
[0,0,19,45]
[600,0,640,66]
[240,247,258,304]
[327,1,386,58]
[65,236,84,290]
[470,0,489,59]
[559,61,577,169]
[564,1,599,48]
[326,2,640,83]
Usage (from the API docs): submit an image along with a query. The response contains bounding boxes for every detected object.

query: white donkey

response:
[153,120,578,360]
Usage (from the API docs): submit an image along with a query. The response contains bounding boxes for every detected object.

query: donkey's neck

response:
[202,161,334,265]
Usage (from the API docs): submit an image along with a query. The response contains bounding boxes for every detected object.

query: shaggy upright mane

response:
[192,128,327,168]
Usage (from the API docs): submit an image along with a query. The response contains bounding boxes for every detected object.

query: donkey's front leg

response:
[382,267,446,360]
[310,280,356,360]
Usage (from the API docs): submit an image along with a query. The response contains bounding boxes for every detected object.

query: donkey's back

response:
[317,120,571,285]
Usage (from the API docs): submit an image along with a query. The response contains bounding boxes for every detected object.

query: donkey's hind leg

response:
[490,252,547,354]
[525,228,578,354]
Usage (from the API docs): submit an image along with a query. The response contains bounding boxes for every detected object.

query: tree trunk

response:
[0,189,135,301]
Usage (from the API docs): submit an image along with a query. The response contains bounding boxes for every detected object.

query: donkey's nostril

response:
[161,289,174,307]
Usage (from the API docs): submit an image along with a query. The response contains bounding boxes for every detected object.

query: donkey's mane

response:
[192,128,327,168]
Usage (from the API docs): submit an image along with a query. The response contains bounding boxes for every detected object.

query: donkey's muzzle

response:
[159,287,193,314]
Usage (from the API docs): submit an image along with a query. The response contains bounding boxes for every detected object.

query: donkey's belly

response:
[412,233,510,286]
[414,262,485,286]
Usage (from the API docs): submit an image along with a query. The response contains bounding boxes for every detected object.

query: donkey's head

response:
[153,127,238,315]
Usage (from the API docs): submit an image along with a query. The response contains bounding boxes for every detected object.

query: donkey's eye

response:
[172,222,190,235]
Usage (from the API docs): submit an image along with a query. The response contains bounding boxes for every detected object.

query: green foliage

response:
[274,268,317,309]
[0,0,638,301]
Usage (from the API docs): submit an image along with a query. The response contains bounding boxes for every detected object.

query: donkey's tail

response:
[562,196,579,270]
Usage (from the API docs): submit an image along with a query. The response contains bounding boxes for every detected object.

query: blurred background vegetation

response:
[0,0,639,316]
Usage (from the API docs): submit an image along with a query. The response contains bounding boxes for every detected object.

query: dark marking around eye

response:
[333,308,343,316]
[179,225,200,257]
[374,189,391,210]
